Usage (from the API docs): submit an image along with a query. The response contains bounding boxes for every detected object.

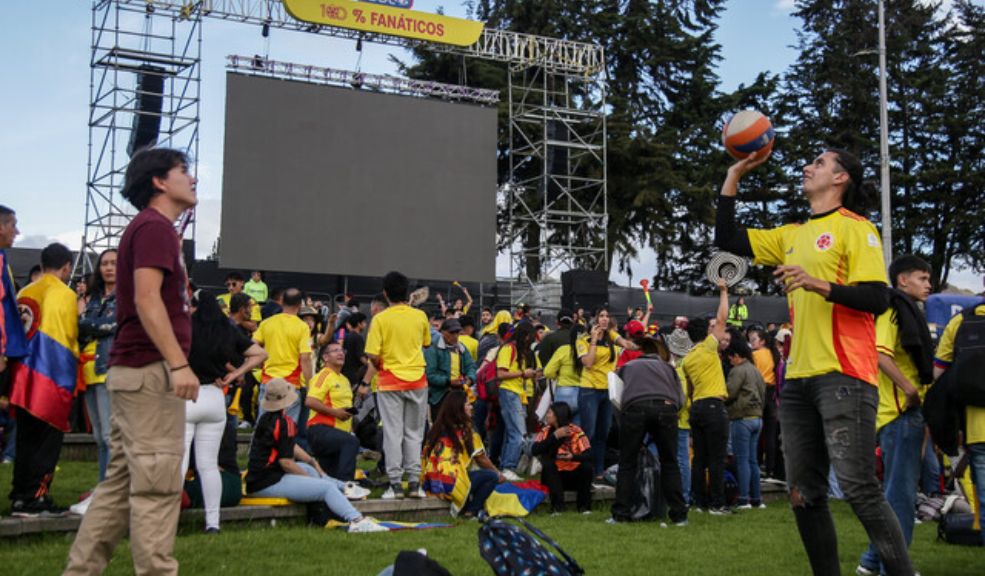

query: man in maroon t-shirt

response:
[66,148,198,576]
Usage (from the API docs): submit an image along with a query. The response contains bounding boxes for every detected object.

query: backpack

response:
[476,345,514,403]
[478,514,584,576]
[938,512,983,547]
[952,307,985,406]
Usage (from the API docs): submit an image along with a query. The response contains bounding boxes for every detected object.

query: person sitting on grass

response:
[531,402,593,514]
[422,390,506,517]
[244,378,385,533]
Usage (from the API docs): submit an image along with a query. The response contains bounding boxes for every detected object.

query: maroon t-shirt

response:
[109,208,192,368]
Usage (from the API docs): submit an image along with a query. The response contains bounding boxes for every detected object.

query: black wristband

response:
[170,364,189,373]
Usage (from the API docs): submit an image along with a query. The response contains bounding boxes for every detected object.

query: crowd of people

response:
[0,145,983,576]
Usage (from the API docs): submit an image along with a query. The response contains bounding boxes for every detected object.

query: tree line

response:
[399,0,983,294]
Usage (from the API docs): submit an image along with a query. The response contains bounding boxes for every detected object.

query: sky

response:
[1,0,978,291]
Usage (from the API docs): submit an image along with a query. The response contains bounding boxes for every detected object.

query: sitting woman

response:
[245,379,385,533]
[531,402,593,514]
[422,390,506,517]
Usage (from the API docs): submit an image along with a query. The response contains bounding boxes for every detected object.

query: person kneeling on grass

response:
[531,402,593,514]
[422,390,506,517]
[244,378,385,533]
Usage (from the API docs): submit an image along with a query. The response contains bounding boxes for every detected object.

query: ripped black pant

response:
[779,373,913,576]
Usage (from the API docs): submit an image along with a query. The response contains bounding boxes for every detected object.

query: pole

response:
[878,0,892,265]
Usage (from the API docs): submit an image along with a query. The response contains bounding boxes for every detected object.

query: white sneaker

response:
[343,482,371,501]
[528,457,543,477]
[381,485,403,500]
[407,483,426,499]
[736,504,753,510]
[348,517,388,533]
[501,469,521,482]
[854,564,878,576]
[69,494,93,516]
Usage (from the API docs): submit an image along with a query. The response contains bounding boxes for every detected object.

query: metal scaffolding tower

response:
[85,0,606,287]
[85,0,201,271]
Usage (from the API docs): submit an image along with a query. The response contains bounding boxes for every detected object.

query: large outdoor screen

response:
[220,72,497,281]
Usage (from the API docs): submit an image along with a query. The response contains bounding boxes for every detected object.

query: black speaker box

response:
[561,269,608,311]
[127,65,166,157]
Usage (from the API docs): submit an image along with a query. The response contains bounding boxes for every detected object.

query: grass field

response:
[0,462,981,575]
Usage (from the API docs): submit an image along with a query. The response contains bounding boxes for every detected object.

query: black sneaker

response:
[11,497,67,518]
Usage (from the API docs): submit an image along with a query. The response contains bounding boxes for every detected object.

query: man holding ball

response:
[715,147,913,576]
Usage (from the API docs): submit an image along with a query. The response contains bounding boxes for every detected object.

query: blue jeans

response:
[859,409,924,572]
[252,462,360,522]
[499,390,526,471]
[780,374,912,576]
[731,418,762,504]
[678,429,691,505]
[920,438,941,495]
[554,386,581,426]
[578,389,612,475]
[84,384,112,481]
[969,443,985,546]
[3,418,16,461]
[465,469,499,515]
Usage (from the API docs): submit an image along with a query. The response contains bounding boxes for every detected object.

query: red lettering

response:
[437,23,444,37]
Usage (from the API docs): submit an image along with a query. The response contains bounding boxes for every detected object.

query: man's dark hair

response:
[28,264,41,278]
[0,205,14,219]
[827,148,876,214]
[726,328,754,362]
[430,311,445,322]
[888,255,931,289]
[121,148,190,210]
[482,306,492,314]
[345,297,360,308]
[229,292,252,315]
[371,292,388,309]
[345,312,367,328]
[41,243,73,271]
[687,317,709,346]
[283,288,303,307]
[497,322,512,339]
[269,286,284,301]
[225,271,244,283]
[458,315,475,329]
[382,271,409,303]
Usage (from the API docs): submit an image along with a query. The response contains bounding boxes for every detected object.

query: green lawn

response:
[1,462,981,575]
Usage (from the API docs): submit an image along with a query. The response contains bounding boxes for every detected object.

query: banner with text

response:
[283,0,484,46]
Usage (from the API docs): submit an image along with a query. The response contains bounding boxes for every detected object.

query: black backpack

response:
[952,307,985,406]
[478,514,584,576]
[938,512,983,547]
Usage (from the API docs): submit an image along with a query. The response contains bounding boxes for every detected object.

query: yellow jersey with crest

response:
[748,208,887,385]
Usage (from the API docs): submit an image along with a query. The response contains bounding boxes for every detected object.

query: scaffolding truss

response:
[85,0,607,288]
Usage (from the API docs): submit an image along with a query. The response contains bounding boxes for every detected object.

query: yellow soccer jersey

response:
[682,334,727,401]
[934,304,985,445]
[307,367,354,433]
[874,308,926,431]
[748,208,887,385]
[575,330,621,390]
[364,304,431,388]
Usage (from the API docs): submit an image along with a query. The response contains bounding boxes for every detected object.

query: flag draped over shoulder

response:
[0,251,28,359]
[10,274,79,432]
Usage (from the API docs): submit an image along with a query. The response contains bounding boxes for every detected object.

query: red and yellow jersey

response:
[934,304,985,445]
[307,366,353,433]
[365,304,431,391]
[253,313,312,385]
[748,208,887,385]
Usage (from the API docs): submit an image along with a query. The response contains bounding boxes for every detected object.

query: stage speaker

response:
[127,65,166,157]
[561,269,608,312]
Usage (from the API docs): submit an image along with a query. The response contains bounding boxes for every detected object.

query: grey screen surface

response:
[220,73,497,282]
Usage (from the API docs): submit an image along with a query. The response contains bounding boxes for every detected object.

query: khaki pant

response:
[64,361,186,576]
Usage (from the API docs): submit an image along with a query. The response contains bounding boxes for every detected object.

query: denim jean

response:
[678,429,691,505]
[578,389,612,475]
[499,389,526,470]
[780,373,912,576]
[554,386,581,426]
[307,424,360,481]
[252,462,360,522]
[465,469,500,515]
[689,397,729,509]
[2,419,15,461]
[730,418,762,504]
[919,438,941,495]
[859,409,924,572]
[612,400,687,523]
[968,443,985,546]
[84,384,112,481]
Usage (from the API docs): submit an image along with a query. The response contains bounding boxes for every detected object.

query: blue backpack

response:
[478,515,584,576]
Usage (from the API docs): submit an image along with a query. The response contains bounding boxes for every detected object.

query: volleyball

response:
[722,109,775,159]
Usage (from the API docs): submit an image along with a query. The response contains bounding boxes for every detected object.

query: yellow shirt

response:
[575,330,621,390]
[460,334,478,363]
[682,334,727,401]
[364,304,431,387]
[217,292,261,323]
[253,313,312,385]
[934,304,985,445]
[748,208,887,385]
[496,343,541,402]
[450,349,461,382]
[875,308,926,431]
[676,362,691,430]
[307,367,353,432]
[751,348,776,386]
[543,344,581,388]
